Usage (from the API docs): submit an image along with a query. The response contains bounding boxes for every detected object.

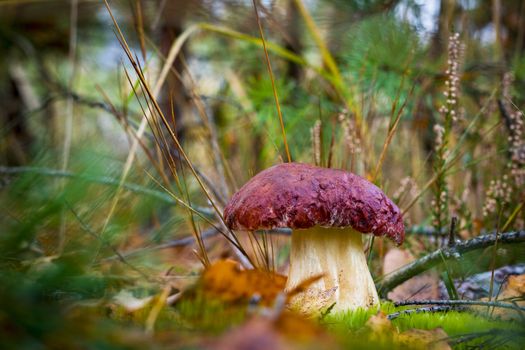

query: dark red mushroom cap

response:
[223,163,405,245]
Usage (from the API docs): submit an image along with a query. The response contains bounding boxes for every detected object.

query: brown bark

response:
[284,0,302,82]
[429,0,456,60]
[157,1,195,142]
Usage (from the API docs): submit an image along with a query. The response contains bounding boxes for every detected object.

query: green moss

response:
[322,302,525,349]
[321,304,385,331]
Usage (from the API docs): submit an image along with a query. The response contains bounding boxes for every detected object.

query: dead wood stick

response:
[377,230,525,297]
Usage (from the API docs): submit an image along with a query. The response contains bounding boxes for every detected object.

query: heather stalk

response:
[432,33,461,235]
[484,73,525,228]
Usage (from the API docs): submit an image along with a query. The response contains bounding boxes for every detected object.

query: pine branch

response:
[377,230,525,297]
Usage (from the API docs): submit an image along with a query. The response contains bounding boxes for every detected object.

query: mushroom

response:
[223,163,404,314]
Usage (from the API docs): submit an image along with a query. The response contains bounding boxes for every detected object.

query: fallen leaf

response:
[201,259,286,305]
[504,274,525,295]
[478,273,525,319]
[365,311,396,334]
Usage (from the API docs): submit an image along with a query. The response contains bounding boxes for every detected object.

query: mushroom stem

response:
[285,226,379,314]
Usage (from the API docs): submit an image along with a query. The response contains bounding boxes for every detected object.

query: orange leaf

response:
[201,259,286,305]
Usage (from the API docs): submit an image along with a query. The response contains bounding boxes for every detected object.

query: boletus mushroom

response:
[223,163,404,314]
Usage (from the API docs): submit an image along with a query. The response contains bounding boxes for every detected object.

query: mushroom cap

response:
[223,163,404,245]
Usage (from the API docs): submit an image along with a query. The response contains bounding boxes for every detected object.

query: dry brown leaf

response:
[383,248,440,301]
[504,274,525,295]
[361,312,399,346]
[201,259,287,305]
[478,274,525,319]
[365,311,396,334]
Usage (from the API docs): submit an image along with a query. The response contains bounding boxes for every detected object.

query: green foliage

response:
[322,304,385,331]
[340,14,420,112]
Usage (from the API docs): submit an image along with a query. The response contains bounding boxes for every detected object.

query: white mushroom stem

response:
[285,226,379,313]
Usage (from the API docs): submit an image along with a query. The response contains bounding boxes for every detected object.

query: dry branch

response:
[377,230,525,297]
[394,299,525,312]
[387,305,460,320]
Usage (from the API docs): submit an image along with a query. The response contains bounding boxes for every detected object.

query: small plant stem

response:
[502,201,524,231]
[145,286,171,335]
[252,0,291,163]
[488,206,503,301]
[448,216,458,247]
[370,78,413,182]
[327,117,335,168]
[366,236,374,266]
[133,0,147,61]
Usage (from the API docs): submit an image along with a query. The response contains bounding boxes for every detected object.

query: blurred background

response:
[0,0,524,348]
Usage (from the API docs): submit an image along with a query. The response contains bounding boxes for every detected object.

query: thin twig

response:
[387,305,460,320]
[489,207,504,301]
[394,299,525,312]
[502,202,524,232]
